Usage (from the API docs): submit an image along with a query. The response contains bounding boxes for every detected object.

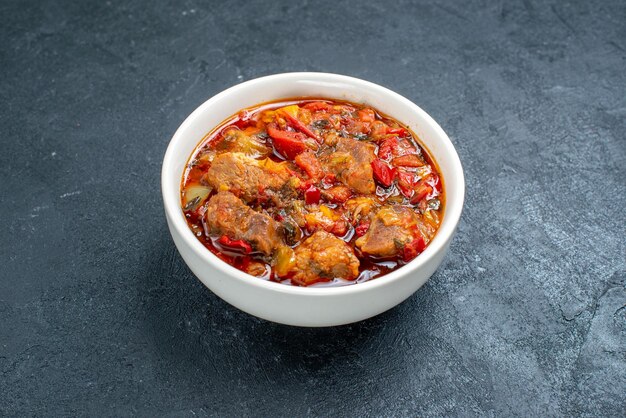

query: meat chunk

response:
[204,191,283,256]
[291,231,360,285]
[203,152,295,203]
[355,205,432,258]
[322,137,376,194]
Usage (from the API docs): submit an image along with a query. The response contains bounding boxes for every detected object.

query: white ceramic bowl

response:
[162,72,464,327]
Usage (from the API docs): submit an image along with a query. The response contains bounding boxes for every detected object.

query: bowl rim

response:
[162,72,465,296]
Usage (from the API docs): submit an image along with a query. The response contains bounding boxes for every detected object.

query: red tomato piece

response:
[323,186,352,203]
[303,101,332,112]
[321,173,337,188]
[371,159,396,187]
[392,154,424,167]
[378,137,398,160]
[387,127,409,137]
[267,123,307,160]
[295,151,322,179]
[380,136,420,161]
[402,235,426,262]
[330,219,349,236]
[396,138,418,156]
[304,184,321,205]
[355,221,370,237]
[430,173,442,193]
[396,170,416,198]
[357,109,376,122]
[410,180,433,204]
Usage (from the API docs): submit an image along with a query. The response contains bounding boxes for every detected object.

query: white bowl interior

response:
[162,72,464,295]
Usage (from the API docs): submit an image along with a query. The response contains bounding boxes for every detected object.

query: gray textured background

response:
[1,0,625,416]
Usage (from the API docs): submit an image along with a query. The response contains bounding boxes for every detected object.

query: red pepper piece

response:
[371,159,396,187]
[218,235,252,254]
[189,204,207,223]
[355,221,370,237]
[304,184,321,205]
[392,154,424,167]
[282,111,320,142]
[410,180,433,204]
[232,110,252,129]
[402,235,426,262]
[321,173,337,186]
[379,137,419,160]
[387,127,409,137]
[298,179,315,191]
[266,123,307,160]
[396,170,416,198]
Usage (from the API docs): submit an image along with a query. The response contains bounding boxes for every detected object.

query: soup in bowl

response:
[162,73,464,326]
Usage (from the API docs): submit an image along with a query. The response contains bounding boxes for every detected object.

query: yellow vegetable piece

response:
[319,205,339,221]
[278,105,299,118]
[260,110,277,123]
[275,246,296,277]
[183,184,213,208]
[261,158,290,173]
[423,209,440,228]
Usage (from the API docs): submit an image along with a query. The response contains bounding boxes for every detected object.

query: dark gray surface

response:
[1,0,625,416]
